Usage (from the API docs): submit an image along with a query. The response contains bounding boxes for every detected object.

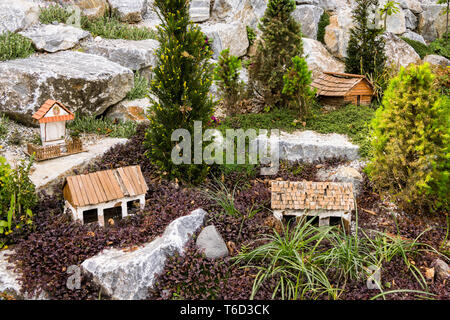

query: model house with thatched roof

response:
[311,72,374,107]
[271,180,355,232]
[63,165,148,227]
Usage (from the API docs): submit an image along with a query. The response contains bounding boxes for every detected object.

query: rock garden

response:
[0,0,449,301]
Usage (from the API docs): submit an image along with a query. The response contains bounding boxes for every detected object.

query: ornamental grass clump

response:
[367,63,449,215]
[144,0,216,184]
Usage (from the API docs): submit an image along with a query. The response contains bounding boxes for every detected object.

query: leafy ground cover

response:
[5,125,448,300]
[67,115,137,139]
[0,32,35,61]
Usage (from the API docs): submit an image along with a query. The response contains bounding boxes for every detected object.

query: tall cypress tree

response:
[345,0,386,77]
[249,0,303,108]
[144,0,215,184]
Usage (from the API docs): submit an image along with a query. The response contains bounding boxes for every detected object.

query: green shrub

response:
[282,56,315,120]
[400,37,432,59]
[249,0,303,108]
[8,129,23,146]
[429,37,450,59]
[67,115,137,139]
[214,49,245,117]
[367,63,449,214]
[0,115,9,139]
[317,11,330,44]
[0,32,35,61]
[126,72,149,100]
[246,26,257,46]
[39,4,73,24]
[144,0,216,185]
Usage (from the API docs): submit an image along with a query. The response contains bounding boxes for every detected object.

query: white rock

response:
[20,24,91,53]
[404,9,418,30]
[292,5,324,39]
[318,166,363,196]
[68,0,110,19]
[81,38,159,71]
[81,209,207,300]
[108,0,148,23]
[200,22,249,59]
[0,0,39,34]
[196,225,229,259]
[397,0,423,14]
[105,98,151,123]
[302,38,345,79]
[402,30,426,45]
[211,0,267,29]
[324,8,353,58]
[383,32,421,68]
[376,2,406,35]
[418,4,447,42]
[0,51,134,125]
[423,54,450,67]
[190,0,211,23]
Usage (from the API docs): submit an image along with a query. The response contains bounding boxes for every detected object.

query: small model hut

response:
[32,100,75,146]
[271,180,355,232]
[63,165,149,227]
[311,72,374,107]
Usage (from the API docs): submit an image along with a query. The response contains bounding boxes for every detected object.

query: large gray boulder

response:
[423,54,450,67]
[68,0,110,19]
[211,0,267,29]
[190,0,211,23]
[0,51,133,125]
[303,38,345,80]
[397,0,423,14]
[418,4,447,42]
[81,209,207,300]
[402,30,427,45]
[404,9,418,30]
[200,22,249,59]
[292,5,324,39]
[81,38,159,71]
[196,225,229,259]
[0,0,40,34]
[376,2,406,35]
[108,0,148,23]
[20,24,91,53]
[105,97,151,123]
[383,32,421,68]
[324,8,353,58]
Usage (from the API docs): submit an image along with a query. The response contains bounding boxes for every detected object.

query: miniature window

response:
[127,200,141,213]
[83,209,98,224]
[104,206,123,227]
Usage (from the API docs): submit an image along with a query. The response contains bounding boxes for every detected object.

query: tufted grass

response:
[67,115,137,139]
[0,32,35,61]
[126,72,149,100]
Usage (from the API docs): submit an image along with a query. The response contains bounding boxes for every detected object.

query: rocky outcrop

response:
[402,30,427,45]
[423,54,450,67]
[69,0,110,19]
[108,0,148,23]
[292,5,324,39]
[397,0,423,14]
[211,0,267,29]
[324,8,353,58]
[318,166,364,196]
[0,51,133,125]
[190,0,211,23]
[404,9,418,30]
[0,0,39,34]
[376,2,406,35]
[383,32,421,68]
[20,24,91,53]
[303,38,345,79]
[200,22,249,59]
[418,4,447,42]
[81,209,207,300]
[105,98,151,122]
[196,225,229,259]
[81,38,159,72]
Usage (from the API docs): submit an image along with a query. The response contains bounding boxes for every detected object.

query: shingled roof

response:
[311,72,373,97]
[32,100,75,124]
[271,180,355,211]
[63,166,148,208]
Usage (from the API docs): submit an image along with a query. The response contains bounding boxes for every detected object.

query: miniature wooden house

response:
[271,180,355,232]
[311,72,374,107]
[32,100,75,146]
[63,165,149,227]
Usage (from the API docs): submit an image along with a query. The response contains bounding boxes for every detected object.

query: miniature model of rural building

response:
[311,72,374,107]
[271,180,355,232]
[63,165,149,227]
[28,99,84,161]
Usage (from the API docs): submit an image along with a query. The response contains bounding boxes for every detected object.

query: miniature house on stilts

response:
[63,165,148,227]
[271,180,355,232]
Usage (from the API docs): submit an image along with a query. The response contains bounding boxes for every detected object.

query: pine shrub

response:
[249,0,303,108]
[367,63,449,214]
[144,0,215,184]
[317,11,330,44]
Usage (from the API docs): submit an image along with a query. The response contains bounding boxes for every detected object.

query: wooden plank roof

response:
[32,100,75,123]
[64,166,148,208]
[271,180,355,211]
[311,72,373,97]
